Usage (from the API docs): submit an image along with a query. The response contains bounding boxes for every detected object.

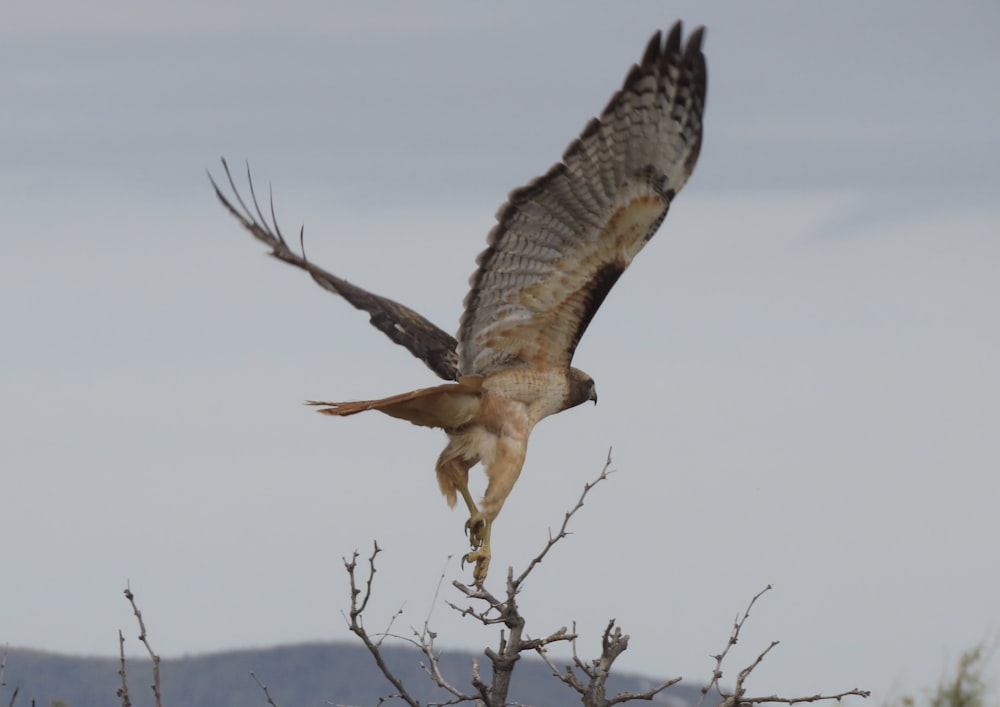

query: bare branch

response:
[2,649,19,707]
[439,452,631,707]
[414,623,475,701]
[334,456,865,707]
[251,671,281,707]
[375,605,408,650]
[343,543,423,707]
[698,584,772,707]
[738,690,872,705]
[535,644,586,694]
[470,658,491,705]
[608,677,685,706]
[412,558,479,704]
[700,586,869,707]
[518,626,575,653]
[537,618,680,707]
[735,641,781,690]
[422,554,454,636]
[116,629,131,707]
[416,641,475,705]
[512,449,614,590]
[123,585,162,707]
[0,647,18,707]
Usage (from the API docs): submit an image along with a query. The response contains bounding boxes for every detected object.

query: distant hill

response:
[1,641,717,707]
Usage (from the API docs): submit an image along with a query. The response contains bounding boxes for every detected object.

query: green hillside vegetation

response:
[888,646,997,707]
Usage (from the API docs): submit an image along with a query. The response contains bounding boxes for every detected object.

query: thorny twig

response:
[2,646,20,707]
[116,629,132,707]
[414,557,480,705]
[343,542,423,707]
[535,618,681,707]
[734,692,872,706]
[698,586,870,707]
[252,671,281,707]
[343,455,613,706]
[698,585,773,707]
[0,648,14,707]
[340,452,869,707]
[513,448,615,590]
[122,585,163,707]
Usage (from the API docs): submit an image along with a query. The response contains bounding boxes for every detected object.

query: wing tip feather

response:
[640,29,663,67]
[663,21,683,58]
[685,25,707,56]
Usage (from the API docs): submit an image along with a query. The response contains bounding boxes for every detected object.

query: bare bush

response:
[336,453,870,707]
[111,454,870,707]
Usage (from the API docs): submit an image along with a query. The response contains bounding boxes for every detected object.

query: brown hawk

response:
[212,21,707,583]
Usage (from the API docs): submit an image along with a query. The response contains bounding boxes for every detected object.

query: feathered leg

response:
[435,449,478,517]
[464,430,528,584]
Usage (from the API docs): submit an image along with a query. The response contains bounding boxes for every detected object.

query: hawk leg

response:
[457,479,492,583]
[456,481,479,519]
[437,453,489,579]
[437,454,480,517]
[462,427,528,584]
[464,514,492,585]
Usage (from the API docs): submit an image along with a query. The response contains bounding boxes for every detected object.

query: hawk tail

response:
[306,377,483,429]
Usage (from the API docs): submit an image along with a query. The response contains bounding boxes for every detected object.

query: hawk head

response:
[566,367,598,410]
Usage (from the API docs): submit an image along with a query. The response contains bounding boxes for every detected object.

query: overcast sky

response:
[3,1,999,702]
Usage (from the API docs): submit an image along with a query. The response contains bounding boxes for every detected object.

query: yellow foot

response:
[463,513,492,584]
[463,548,491,585]
[465,513,486,550]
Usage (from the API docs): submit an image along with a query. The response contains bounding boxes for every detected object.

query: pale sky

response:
[2,1,999,702]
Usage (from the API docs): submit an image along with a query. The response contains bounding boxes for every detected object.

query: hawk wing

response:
[457,22,706,376]
[209,160,460,382]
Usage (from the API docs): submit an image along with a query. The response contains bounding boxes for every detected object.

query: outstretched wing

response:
[209,159,460,381]
[458,21,707,376]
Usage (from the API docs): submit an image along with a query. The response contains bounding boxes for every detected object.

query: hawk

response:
[212,21,707,583]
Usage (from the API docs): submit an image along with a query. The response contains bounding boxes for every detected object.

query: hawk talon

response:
[462,513,493,581]
[465,548,491,585]
[465,515,486,549]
